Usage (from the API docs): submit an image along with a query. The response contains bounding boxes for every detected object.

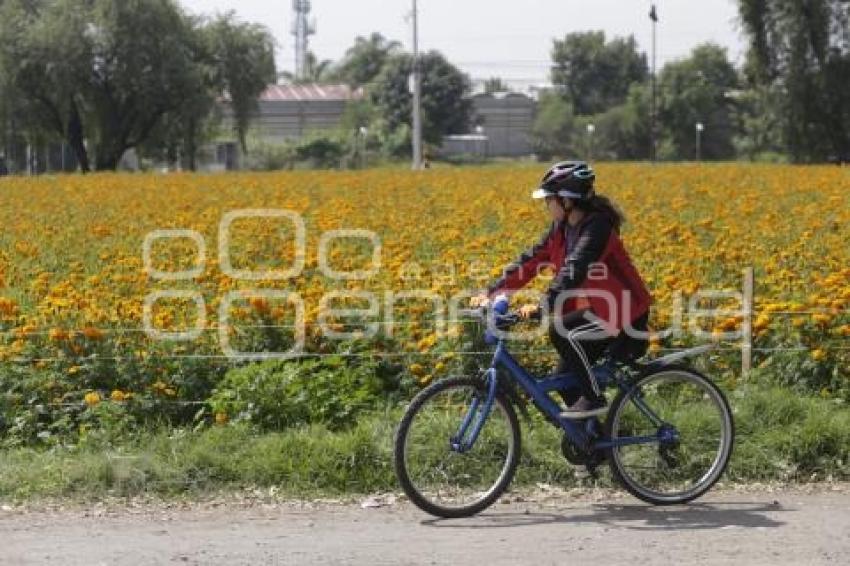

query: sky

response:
[179,0,747,89]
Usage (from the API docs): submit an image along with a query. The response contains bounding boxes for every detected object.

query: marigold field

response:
[0,163,848,444]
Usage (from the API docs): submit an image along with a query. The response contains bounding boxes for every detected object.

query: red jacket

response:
[485,211,652,335]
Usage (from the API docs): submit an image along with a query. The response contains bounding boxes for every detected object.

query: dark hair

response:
[574,193,625,232]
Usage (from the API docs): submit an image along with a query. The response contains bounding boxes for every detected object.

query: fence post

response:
[742,266,754,378]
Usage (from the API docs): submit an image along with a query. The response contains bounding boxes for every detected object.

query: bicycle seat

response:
[605,330,648,360]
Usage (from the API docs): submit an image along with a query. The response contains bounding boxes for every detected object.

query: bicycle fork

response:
[450,368,498,453]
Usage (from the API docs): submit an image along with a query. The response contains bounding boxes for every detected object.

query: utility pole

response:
[410,0,423,170]
[649,4,658,163]
[291,0,316,82]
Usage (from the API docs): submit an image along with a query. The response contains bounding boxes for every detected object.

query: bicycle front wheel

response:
[393,376,521,518]
[605,365,734,505]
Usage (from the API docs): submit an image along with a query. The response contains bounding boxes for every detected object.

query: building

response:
[0,138,78,175]
[2,83,538,174]
[214,85,537,169]
[440,91,537,159]
[211,83,364,170]
[246,83,363,143]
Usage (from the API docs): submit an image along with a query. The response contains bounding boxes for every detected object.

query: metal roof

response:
[259,84,364,102]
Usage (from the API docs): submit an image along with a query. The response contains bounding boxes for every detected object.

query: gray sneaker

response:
[559,396,607,420]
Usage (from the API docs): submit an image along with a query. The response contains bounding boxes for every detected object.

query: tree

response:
[738,0,850,162]
[0,46,25,171]
[370,50,472,146]
[73,0,200,170]
[483,77,508,94]
[0,0,94,170]
[332,32,401,88]
[732,83,786,161]
[529,90,576,160]
[582,83,652,161]
[0,0,275,171]
[657,43,739,160]
[279,51,334,84]
[138,12,274,170]
[206,12,276,153]
[550,31,648,116]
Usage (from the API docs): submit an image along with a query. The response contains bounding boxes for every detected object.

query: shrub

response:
[207,356,406,431]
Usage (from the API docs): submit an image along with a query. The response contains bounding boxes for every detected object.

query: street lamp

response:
[695,122,704,162]
[586,123,595,161]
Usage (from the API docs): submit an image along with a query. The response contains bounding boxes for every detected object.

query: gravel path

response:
[2,483,849,565]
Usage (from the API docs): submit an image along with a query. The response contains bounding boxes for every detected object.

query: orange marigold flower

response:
[81,326,104,340]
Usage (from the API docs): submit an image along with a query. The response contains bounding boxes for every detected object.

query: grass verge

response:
[0,385,848,503]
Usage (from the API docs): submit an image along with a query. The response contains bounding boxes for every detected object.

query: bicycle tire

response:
[393,375,521,518]
[604,364,734,505]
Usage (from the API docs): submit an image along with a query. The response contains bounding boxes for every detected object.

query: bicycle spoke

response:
[608,369,733,503]
[399,380,517,511]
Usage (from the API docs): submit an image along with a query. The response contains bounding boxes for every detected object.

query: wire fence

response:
[2,313,842,409]
[0,313,847,363]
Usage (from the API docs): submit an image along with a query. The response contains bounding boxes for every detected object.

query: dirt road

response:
[2,484,849,565]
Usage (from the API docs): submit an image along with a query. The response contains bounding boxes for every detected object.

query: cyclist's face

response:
[545,195,569,221]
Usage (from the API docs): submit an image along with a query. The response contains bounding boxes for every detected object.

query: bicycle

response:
[393,295,735,518]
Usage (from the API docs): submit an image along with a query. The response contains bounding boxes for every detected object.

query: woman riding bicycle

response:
[470,161,653,419]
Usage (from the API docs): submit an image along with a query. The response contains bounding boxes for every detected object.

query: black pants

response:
[548,309,613,405]
[548,308,650,405]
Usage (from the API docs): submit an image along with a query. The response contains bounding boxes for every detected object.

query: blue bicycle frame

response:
[451,304,678,456]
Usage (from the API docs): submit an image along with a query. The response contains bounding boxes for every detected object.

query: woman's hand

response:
[518,304,541,319]
[469,293,490,308]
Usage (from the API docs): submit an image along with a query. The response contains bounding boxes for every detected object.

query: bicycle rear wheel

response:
[393,376,521,518]
[605,365,734,505]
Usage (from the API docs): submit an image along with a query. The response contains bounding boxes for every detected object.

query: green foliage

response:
[732,84,787,160]
[1,384,849,501]
[241,136,296,171]
[278,51,334,85]
[207,356,407,431]
[550,31,648,116]
[738,0,850,162]
[0,0,275,171]
[529,91,576,160]
[0,415,401,500]
[0,344,230,448]
[370,50,472,146]
[339,99,377,132]
[483,77,509,94]
[579,83,651,161]
[374,122,412,159]
[750,349,848,401]
[205,12,277,152]
[331,33,401,88]
[542,30,654,162]
[728,385,850,481]
[291,133,348,169]
[657,43,739,160]
[244,127,379,171]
